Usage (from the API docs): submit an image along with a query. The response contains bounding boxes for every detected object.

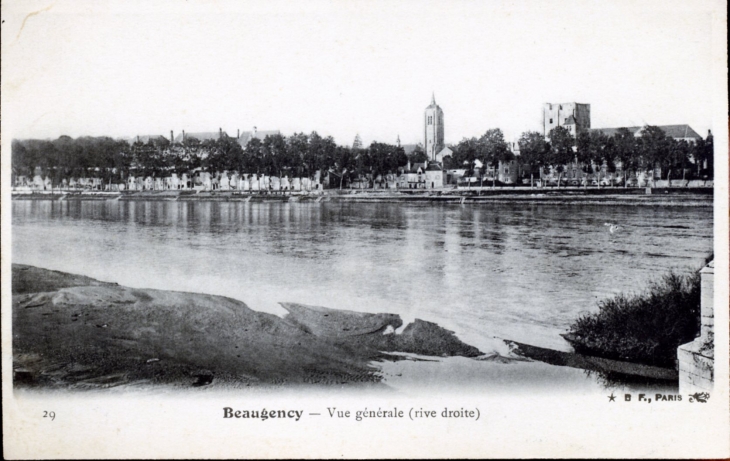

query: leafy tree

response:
[244,137,263,174]
[261,134,288,177]
[287,132,309,177]
[517,131,549,188]
[368,142,393,187]
[391,145,408,173]
[11,139,29,181]
[167,142,188,176]
[333,145,354,189]
[353,146,368,182]
[546,126,575,187]
[576,131,597,186]
[180,137,204,184]
[52,135,78,181]
[95,136,124,188]
[598,133,617,185]
[455,137,479,182]
[478,128,513,188]
[668,139,692,181]
[408,145,428,164]
[318,136,337,176]
[692,133,713,178]
[637,125,697,184]
[612,128,638,187]
[639,125,670,182]
[303,132,322,179]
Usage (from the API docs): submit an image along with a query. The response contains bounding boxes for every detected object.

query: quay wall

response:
[678,261,715,393]
[11,188,714,207]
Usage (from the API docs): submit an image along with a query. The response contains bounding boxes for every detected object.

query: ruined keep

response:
[543,102,591,138]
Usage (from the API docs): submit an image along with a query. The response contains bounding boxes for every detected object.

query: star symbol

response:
[608,393,616,402]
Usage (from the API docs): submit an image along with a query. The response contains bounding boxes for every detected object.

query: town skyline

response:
[2,0,721,147]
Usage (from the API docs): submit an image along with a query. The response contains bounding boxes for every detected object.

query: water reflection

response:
[13,200,712,366]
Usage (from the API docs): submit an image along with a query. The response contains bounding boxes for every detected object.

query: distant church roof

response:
[401,144,421,155]
[174,131,228,142]
[238,130,281,146]
[172,129,281,145]
[589,124,701,139]
[134,135,166,143]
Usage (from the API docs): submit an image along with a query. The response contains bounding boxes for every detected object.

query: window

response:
[549,118,553,124]
[505,167,509,174]
[428,116,432,125]
[559,105,562,110]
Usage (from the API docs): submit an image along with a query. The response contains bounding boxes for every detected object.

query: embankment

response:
[11,187,714,206]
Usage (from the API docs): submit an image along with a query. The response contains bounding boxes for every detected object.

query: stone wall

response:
[678,261,714,392]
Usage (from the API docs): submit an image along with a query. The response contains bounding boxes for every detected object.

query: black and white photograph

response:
[2,0,728,458]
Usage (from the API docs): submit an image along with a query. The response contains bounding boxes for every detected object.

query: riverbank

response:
[12,265,685,392]
[10,187,714,206]
[12,265,481,390]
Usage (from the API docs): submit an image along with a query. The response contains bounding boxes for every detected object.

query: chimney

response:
[182,130,186,142]
[219,127,223,139]
[170,130,174,142]
[237,129,240,138]
[136,135,140,143]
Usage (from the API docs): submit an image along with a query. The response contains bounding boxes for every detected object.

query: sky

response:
[1,0,725,147]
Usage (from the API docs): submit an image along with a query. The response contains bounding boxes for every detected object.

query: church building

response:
[424,93,445,161]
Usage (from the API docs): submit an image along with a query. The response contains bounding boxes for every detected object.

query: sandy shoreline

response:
[11,265,482,391]
[11,264,682,394]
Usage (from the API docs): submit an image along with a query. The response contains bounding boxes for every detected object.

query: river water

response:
[12,199,713,392]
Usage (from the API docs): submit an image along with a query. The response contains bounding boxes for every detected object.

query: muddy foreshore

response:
[11,265,481,390]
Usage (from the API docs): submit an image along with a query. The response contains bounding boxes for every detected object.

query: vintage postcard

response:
[2,0,728,458]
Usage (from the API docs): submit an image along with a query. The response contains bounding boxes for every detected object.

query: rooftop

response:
[238,130,281,146]
[174,131,228,143]
[589,125,702,139]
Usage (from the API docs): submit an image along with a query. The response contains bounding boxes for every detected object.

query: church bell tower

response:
[424,93,444,161]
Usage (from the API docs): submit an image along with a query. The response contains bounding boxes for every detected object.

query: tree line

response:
[12,133,417,188]
[12,124,714,189]
[517,126,714,186]
[441,128,515,186]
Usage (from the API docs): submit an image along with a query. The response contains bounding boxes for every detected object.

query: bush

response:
[566,270,701,368]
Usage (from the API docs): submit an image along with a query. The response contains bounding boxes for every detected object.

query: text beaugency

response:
[223,408,303,421]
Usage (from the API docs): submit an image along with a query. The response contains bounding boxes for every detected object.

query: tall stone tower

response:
[543,103,590,138]
[424,93,445,161]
